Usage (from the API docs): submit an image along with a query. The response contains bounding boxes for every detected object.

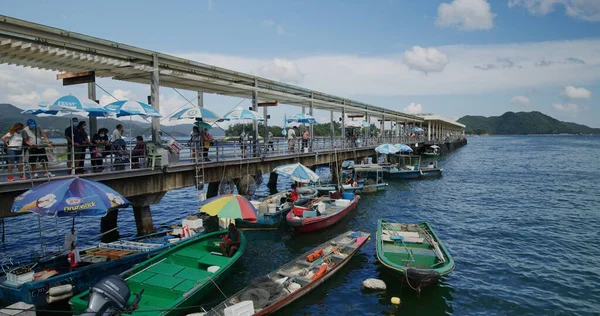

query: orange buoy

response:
[311,263,328,280]
[306,248,324,262]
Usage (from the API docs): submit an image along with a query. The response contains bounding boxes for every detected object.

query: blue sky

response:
[1,0,599,127]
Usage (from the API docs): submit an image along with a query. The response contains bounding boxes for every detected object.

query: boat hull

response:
[419,168,443,179]
[0,231,176,306]
[361,183,388,193]
[286,197,360,233]
[384,170,420,179]
[236,189,317,229]
[376,220,454,291]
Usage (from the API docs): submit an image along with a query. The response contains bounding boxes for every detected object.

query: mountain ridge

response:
[457,111,600,135]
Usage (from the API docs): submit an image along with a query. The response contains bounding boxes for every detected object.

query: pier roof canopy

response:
[0,15,422,122]
[417,114,466,129]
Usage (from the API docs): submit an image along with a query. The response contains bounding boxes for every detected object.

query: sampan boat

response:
[205,231,370,316]
[70,230,246,315]
[286,195,360,233]
[376,220,454,290]
[236,187,317,230]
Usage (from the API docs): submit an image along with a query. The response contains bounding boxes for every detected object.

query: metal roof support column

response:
[263,99,268,153]
[88,82,97,136]
[329,110,334,147]
[309,92,314,150]
[365,112,369,146]
[252,79,259,156]
[341,101,346,148]
[301,105,306,130]
[428,120,431,142]
[197,91,203,108]
[150,53,161,144]
[381,115,385,142]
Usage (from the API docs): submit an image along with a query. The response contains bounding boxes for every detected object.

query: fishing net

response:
[219,175,235,195]
[240,288,270,308]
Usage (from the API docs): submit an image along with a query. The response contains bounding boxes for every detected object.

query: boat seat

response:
[382,230,420,238]
[147,262,185,276]
[197,253,231,268]
[173,279,198,294]
[143,274,186,290]
[380,234,424,244]
[127,271,156,283]
[175,247,208,259]
[175,267,213,281]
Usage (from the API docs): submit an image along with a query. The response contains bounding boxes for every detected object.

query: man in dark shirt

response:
[75,121,90,174]
[65,118,79,169]
[220,223,241,257]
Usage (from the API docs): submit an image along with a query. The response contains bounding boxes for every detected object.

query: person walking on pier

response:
[2,123,25,181]
[23,119,55,178]
[65,118,78,169]
[287,126,297,153]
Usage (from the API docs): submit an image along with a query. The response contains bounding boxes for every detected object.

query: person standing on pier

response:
[23,119,55,178]
[91,128,109,172]
[287,126,297,153]
[65,118,78,169]
[268,130,275,152]
[302,128,309,151]
[75,121,91,174]
[111,124,123,141]
[2,123,25,181]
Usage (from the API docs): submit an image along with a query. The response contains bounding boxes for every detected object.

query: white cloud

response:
[262,19,286,36]
[511,96,531,105]
[42,88,61,101]
[437,0,495,30]
[553,103,580,113]
[562,86,591,99]
[256,58,304,83]
[509,0,600,22]
[99,89,135,105]
[8,91,40,106]
[403,46,449,74]
[403,102,423,114]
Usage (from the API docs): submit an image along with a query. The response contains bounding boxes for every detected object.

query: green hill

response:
[457,111,600,135]
[0,103,225,139]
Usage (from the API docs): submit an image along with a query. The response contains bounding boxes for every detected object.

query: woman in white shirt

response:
[1,123,25,181]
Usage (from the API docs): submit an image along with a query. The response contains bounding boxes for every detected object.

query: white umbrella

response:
[273,163,320,184]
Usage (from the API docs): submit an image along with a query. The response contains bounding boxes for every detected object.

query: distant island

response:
[0,103,225,139]
[457,111,600,135]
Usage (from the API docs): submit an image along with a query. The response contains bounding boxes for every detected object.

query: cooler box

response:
[224,300,254,316]
[342,192,354,200]
[293,206,309,217]
[267,204,278,213]
[182,216,203,230]
[335,199,351,207]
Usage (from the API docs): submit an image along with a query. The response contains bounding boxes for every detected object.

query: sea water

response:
[1,135,599,315]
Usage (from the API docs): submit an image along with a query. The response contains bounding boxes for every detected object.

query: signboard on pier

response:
[57,71,95,86]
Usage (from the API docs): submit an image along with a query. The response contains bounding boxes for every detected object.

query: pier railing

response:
[0,134,450,183]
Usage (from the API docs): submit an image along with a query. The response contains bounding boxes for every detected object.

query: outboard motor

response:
[81,275,143,316]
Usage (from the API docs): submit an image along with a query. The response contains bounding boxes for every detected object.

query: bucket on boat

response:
[317,202,326,213]
[293,206,308,217]
[268,204,278,213]
[342,192,354,200]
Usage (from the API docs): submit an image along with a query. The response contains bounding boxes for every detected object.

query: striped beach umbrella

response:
[169,107,223,123]
[49,95,108,117]
[199,195,258,221]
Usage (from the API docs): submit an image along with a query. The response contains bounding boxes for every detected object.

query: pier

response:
[0,15,467,234]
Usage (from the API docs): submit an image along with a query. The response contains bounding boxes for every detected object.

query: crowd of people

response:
[1,118,147,181]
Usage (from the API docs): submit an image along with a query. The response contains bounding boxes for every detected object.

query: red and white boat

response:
[286,195,360,233]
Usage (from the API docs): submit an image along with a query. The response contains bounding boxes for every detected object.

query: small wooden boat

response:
[350,165,388,193]
[376,220,454,290]
[315,184,336,195]
[205,231,370,316]
[384,155,443,180]
[0,230,190,306]
[70,230,246,315]
[236,187,317,229]
[286,195,360,233]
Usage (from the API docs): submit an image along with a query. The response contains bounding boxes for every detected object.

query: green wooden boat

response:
[69,230,246,315]
[376,220,454,290]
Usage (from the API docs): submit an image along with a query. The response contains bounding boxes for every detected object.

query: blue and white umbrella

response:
[287,113,317,124]
[49,95,108,117]
[394,144,414,153]
[273,163,320,184]
[375,144,400,154]
[411,127,424,133]
[22,103,59,115]
[223,107,264,121]
[169,106,223,123]
[104,100,161,118]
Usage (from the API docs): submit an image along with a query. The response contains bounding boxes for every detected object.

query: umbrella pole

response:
[129,116,133,170]
[37,215,45,257]
[71,116,76,175]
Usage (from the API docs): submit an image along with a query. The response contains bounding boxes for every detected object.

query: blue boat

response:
[0,230,194,306]
[383,156,443,180]
[235,187,318,229]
